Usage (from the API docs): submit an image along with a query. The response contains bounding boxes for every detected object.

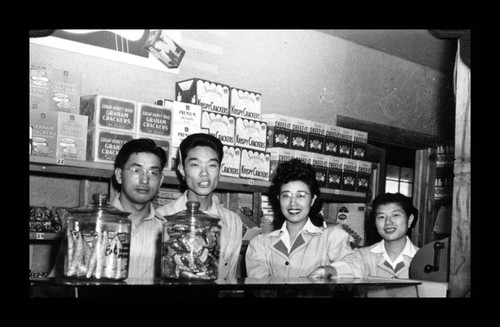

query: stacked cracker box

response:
[175,78,232,144]
[163,99,203,170]
[30,62,82,114]
[234,115,269,181]
[30,111,88,161]
[80,95,137,164]
[262,114,292,179]
[263,113,291,149]
[230,86,269,181]
[174,78,270,181]
[221,145,241,179]
[135,100,173,171]
[29,63,88,161]
[262,114,371,196]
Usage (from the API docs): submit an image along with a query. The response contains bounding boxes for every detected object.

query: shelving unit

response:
[29,155,367,203]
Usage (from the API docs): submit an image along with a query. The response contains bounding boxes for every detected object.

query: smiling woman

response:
[244,158,356,279]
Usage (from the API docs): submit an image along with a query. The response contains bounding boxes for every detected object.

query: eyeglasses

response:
[279,191,310,201]
[126,167,162,180]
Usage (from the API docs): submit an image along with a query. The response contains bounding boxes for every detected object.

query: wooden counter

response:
[29,276,446,298]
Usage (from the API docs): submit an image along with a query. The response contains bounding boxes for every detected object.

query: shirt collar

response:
[175,191,220,217]
[370,236,418,266]
[279,218,322,250]
[279,217,320,234]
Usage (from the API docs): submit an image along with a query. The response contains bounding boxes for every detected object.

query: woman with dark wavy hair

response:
[245,158,355,278]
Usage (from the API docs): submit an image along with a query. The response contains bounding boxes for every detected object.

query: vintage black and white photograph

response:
[29,29,470,299]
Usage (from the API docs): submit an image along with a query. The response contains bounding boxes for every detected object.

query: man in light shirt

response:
[49,138,167,279]
[309,192,419,279]
[110,138,167,279]
[156,133,243,280]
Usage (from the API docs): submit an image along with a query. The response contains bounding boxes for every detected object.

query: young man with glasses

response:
[50,138,167,279]
[245,158,356,279]
[111,138,167,278]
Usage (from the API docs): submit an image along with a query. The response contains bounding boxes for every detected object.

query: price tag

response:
[36,233,45,240]
[56,158,65,165]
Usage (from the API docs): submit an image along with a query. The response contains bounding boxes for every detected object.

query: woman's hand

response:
[308,266,337,279]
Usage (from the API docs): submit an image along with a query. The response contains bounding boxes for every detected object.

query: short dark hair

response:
[111,138,167,191]
[178,133,224,166]
[269,158,324,228]
[370,192,418,231]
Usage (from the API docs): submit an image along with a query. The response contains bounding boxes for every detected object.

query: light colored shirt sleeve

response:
[245,234,271,278]
[216,207,243,280]
[329,249,368,278]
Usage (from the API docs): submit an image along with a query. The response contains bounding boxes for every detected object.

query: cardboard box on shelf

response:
[56,112,88,161]
[262,113,291,149]
[234,117,267,151]
[175,78,230,115]
[307,120,326,154]
[221,145,241,178]
[323,123,341,156]
[30,111,58,158]
[153,187,183,208]
[80,95,137,133]
[136,102,172,138]
[352,130,368,160]
[30,63,82,114]
[293,150,312,165]
[29,62,51,112]
[87,129,134,163]
[290,116,309,152]
[229,87,262,121]
[239,148,271,181]
[268,147,295,179]
[326,155,343,190]
[312,153,329,188]
[171,101,202,148]
[356,160,372,194]
[30,111,88,161]
[337,127,354,158]
[341,158,358,192]
[201,112,235,146]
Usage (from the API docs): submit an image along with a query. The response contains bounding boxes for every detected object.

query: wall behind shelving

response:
[29,29,454,140]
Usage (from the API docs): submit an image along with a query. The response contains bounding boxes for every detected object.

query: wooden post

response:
[412,148,436,247]
[449,39,471,297]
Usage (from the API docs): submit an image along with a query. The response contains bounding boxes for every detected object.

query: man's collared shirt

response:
[111,194,165,279]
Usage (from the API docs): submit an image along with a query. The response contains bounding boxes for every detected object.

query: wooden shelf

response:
[29,156,366,202]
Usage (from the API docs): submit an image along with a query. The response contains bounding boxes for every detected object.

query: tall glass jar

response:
[161,201,221,280]
[63,193,131,280]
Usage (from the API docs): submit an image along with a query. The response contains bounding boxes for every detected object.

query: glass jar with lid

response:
[161,201,221,280]
[63,193,131,280]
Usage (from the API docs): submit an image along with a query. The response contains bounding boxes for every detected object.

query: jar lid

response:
[68,193,131,219]
[164,201,221,224]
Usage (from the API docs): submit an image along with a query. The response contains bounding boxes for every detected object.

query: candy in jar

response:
[63,193,131,280]
[161,201,221,280]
